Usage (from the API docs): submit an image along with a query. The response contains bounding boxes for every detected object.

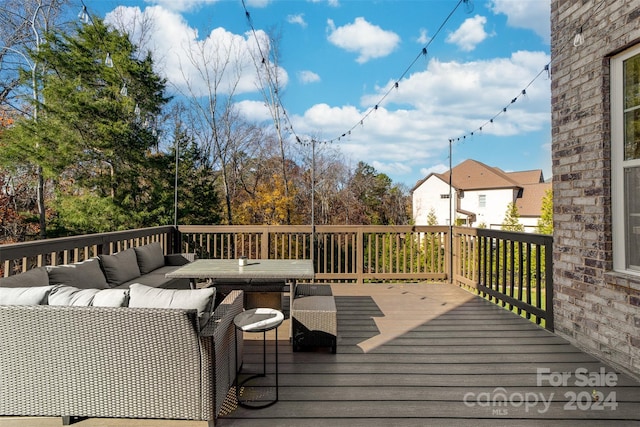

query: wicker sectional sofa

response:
[0,243,244,425]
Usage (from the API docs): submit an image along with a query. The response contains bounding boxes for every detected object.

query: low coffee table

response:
[234,308,284,408]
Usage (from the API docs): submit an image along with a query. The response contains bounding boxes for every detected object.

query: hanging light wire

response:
[331,0,467,144]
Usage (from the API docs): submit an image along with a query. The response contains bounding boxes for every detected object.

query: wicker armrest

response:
[200,289,244,337]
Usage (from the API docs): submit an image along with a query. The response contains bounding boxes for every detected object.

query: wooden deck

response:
[221,284,640,426]
[1,283,639,426]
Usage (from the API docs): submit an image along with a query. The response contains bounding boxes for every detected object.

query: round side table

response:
[234,308,284,408]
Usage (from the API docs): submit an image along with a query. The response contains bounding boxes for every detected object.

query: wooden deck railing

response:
[452,227,554,330]
[0,224,553,330]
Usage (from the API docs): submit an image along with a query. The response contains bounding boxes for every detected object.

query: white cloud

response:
[235,100,272,122]
[298,70,321,84]
[144,0,219,13]
[417,28,429,45]
[446,15,491,52]
[292,50,551,185]
[326,17,400,63]
[419,163,449,178]
[245,0,271,7]
[105,6,287,98]
[309,0,340,6]
[287,14,307,28]
[489,0,550,43]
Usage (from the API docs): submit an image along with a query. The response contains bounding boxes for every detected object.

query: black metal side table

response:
[234,308,284,408]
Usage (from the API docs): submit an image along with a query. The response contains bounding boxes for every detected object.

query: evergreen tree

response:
[426,208,438,226]
[537,188,553,234]
[0,18,169,235]
[501,202,524,232]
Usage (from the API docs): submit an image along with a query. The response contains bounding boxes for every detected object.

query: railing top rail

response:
[455,226,552,245]
[0,226,175,262]
[178,224,451,233]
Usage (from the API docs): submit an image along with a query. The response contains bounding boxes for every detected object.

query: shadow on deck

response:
[219,283,640,426]
[1,283,638,426]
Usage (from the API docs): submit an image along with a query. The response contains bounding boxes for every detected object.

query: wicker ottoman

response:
[291,285,337,353]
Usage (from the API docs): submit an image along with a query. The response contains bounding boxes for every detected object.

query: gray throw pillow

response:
[99,248,141,287]
[128,283,215,316]
[47,258,108,289]
[0,285,55,305]
[134,242,165,274]
[0,267,49,288]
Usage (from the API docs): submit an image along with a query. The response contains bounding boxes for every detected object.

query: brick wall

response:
[551,0,640,378]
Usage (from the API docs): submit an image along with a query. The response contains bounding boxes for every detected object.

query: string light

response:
[78,5,90,25]
[80,0,151,128]
[573,27,584,47]
[322,0,468,144]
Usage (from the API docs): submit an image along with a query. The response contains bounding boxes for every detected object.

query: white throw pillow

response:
[92,288,129,307]
[0,286,55,305]
[48,286,100,306]
[128,283,215,316]
[47,286,129,307]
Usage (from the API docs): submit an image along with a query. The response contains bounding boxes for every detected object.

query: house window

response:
[478,194,486,208]
[612,46,640,273]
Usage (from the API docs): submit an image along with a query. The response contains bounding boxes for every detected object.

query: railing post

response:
[356,227,364,284]
[545,236,554,331]
[261,228,270,259]
[171,226,182,255]
[449,227,455,284]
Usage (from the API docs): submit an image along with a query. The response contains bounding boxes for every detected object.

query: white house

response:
[411,159,550,232]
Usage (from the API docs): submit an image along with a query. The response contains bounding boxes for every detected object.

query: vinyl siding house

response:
[551,0,640,377]
[412,159,550,232]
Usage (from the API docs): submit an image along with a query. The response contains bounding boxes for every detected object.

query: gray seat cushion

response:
[118,266,191,289]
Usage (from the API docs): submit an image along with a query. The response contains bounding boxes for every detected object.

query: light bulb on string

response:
[134,103,141,119]
[78,6,90,24]
[119,82,127,97]
[573,27,584,47]
[104,53,114,68]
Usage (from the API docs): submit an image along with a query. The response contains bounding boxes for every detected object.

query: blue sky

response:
[86,0,551,188]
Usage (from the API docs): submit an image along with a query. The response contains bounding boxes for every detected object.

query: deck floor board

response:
[219,284,640,426]
[1,283,638,426]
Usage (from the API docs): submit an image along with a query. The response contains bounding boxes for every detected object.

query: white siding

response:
[412,176,454,225]
[460,188,517,229]
[414,183,533,229]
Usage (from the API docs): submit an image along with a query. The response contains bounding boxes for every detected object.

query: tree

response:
[250,27,295,224]
[169,122,221,225]
[177,29,253,225]
[0,0,70,238]
[537,188,553,234]
[501,202,524,232]
[426,208,438,226]
[346,162,409,225]
[0,17,169,235]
